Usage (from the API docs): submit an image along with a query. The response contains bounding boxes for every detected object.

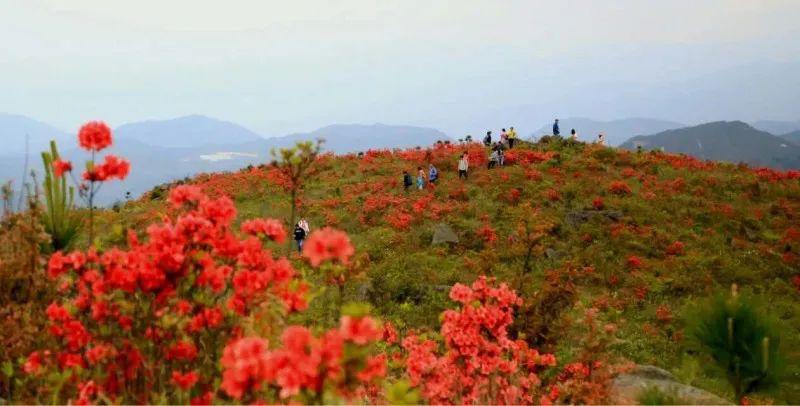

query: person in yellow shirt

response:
[507,126,518,148]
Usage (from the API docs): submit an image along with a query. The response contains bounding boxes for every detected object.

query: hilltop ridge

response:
[99,137,800,403]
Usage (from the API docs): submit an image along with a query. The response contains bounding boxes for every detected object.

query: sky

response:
[1,0,799,137]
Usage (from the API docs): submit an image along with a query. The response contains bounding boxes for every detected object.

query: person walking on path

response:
[483,131,492,146]
[403,170,413,191]
[458,152,469,179]
[293,220,308,253]
[498,148,505,166]
[553,119,560,137]
[416,166,426,190]
[428,164,439,184]
[507,126,518,148]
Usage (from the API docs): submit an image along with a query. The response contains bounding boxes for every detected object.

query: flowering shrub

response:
[477,221,498,245]
[665,241,685,256]
[219,315,385,403]
[51,121,131,244]
[26,186,307,404]
[402,277,556,405]
[608,181,632,196]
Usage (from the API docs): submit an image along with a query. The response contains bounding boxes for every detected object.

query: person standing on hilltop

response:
[416,166,426,190]
[570,128,577,140]
[428,163,439,184]
[553,119,560,137]
[293,220,308,253]
[483,130,492,146]
[403,170,413,191]
[458,152,469,179]
[500,128,508,146]
[508,126,518,148]
[597,133,606,145]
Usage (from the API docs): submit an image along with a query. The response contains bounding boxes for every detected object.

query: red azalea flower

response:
[23,351,43,375]
[220,337,271,399]
[356,354,387,382]
[78,121,113,151]
[169,184,206,207]
[52,159,73,177]
[241,218,287,243]
[339,316,382,345]
[166,340,198,361]
[302,227,355,267]
[171,370,200,390]
[665,241,685,256]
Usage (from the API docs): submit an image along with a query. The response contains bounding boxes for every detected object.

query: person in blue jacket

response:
[553,118,560,137]
[428,164,439,184]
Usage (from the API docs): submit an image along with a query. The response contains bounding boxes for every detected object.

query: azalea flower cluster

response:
[27,185,307,404]
[51,121,130,184]
[219,315,385,402]
[402,277,557,405]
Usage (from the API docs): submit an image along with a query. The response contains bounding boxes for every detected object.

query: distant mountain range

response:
[750,120,800,137]
[115,115,264,148]
[620,121,800,169]
[530,117,685,146]
[0,115,450,205]
[0,113,71,156]
[2,113,799,206]
[779,130,800,146]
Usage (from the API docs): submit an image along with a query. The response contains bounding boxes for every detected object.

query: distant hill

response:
[0,113,70,157]
[0,119,451,205]
[114,115,264,148]
[280,123,450,153]
[621,121,800,169]
[530,117,685,146]
[779,130,800,146]
[750,120,800,136]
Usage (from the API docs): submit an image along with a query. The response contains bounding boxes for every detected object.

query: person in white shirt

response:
[458,152,469,179]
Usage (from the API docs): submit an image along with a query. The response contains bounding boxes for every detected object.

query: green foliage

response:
[686,286,785,402]
[40,140,80,250]
[637,385,683,405]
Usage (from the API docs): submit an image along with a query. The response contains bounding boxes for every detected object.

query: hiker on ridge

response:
[403,170,413,191]
[500,128,508,146]
[458,152,469,179]
[553,119,560,137]
[570,128,577,140]
[483,131,492,146]
[416,166,426,190]
[428,163,439,184]
[508,126,518,148]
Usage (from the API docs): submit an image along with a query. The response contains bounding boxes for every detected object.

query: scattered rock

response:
[432,223,459,245]
[609,365,730,405]
[545,248,561,259]
[565,210,623,228]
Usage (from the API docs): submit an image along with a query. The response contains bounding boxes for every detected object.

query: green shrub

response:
[40,140,81,250]
[637,385,683,405]
[686,285,785,402]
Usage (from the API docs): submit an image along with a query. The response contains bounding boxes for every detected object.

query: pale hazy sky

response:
[1,0,799,136]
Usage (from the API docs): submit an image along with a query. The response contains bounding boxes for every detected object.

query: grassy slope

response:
[96,139,800,402]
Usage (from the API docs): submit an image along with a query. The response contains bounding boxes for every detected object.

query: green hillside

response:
[92,138,800,403]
